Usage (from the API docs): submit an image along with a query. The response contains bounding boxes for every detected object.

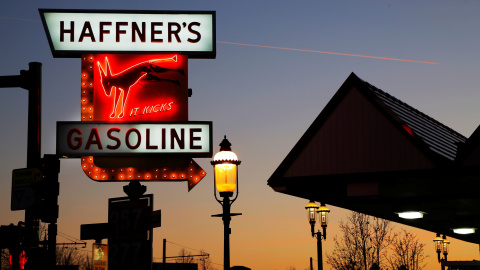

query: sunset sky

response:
[1,1,480,269]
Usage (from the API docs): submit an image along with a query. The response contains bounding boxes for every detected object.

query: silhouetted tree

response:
[385,229,427,270]
[56,246,91,269]
[196,250,216,270]
[1,249,9,270]
[326,212,395,270]
[175,248,195,264]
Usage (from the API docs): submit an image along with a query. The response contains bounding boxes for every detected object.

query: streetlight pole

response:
[211,136,241,270]
[222,194,232,269]
[312,230,324,270]
[306,201,330,270]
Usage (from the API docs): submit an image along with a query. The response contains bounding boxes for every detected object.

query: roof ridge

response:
[362,80,466,140]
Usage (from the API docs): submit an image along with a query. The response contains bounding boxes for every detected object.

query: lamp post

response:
[442,235,450,262]
[211,136,241,270]
[305,201,330,270]
[433,233,450,262]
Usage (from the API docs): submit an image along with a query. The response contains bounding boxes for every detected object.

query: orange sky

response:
[1,1,480,270]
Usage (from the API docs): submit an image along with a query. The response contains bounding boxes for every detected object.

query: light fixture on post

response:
[305,201,330,270]
[318,203,330,239]
[434,233,450,262]
[433,233,443,262]
[442,235,450,261]
[305,201,319,236]
[211,136,241,270]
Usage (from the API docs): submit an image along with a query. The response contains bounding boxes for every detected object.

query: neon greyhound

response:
[97,55,184,118]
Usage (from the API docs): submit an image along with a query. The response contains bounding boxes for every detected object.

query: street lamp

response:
[305,201,330,270]
[211,136,241,270]
[442,235,450,261]
[433,233,450,262]
[306,201,319,235]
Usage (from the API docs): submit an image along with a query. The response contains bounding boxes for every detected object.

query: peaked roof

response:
[364,80,467,161]
[268,72,466,186]
[267,72,480,244]
[455,123,480,166]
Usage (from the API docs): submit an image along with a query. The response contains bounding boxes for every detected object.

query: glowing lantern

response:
[433,233,443,253]
[317,203,330,227]
[442,236,450,256]
[211,136,241,195]
[305,201,319,225]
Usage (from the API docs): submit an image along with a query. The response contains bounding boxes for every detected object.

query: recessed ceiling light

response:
[453,228,476,234]
[397,211,424,219]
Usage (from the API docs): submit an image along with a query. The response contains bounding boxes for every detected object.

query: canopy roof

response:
[268,73,480,244]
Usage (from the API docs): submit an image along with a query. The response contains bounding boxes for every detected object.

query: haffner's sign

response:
[57,122,212,157]
[39,9,216,58]
[41,9,214,188]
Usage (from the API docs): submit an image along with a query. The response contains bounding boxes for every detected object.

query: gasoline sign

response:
[57,121,212,157]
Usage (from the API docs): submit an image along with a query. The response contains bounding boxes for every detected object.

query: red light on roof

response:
[402,124,414,136]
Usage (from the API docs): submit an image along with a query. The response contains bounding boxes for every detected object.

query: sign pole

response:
[25,62,42,270]
[25,62,42,170]
[0,62,42,270]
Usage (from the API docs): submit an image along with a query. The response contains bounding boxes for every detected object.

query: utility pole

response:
[0,62,43,269]
[163,238,167,270]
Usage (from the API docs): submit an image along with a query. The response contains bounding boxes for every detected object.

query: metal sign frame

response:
[108,194,153,270]
[39,9,216,59]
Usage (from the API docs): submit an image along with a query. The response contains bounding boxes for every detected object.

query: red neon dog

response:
[97,56,184,118]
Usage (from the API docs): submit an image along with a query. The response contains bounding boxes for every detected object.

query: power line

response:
[165,240,205,254]
[161,240,223,267]
[57,231,81,241]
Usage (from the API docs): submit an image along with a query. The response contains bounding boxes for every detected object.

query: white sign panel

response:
[39,9,216,58]
[57,121,212,157]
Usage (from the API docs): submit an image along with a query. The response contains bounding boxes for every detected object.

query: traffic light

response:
[0,223,27,270]
[30,155,60,223]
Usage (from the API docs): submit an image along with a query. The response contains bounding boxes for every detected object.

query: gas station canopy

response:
[268,73,480,244]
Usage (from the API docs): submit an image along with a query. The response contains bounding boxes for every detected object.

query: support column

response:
[222,195,231,270]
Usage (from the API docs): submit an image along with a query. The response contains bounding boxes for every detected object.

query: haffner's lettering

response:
[61,21,202,43]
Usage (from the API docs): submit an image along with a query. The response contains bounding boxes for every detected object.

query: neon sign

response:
[93,54,188,121]
[97,55,184,119]
[43,9,214,190]
[73,54,208,187]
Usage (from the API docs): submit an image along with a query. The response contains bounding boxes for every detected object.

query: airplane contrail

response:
[217,41,441,65]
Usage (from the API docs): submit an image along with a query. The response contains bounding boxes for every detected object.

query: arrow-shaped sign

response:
[81,157,207,191]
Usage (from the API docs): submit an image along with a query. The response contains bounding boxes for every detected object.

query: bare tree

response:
[371,217,396,267]
[1,249,9,270]
[175,248,195,264]
[196,250,216,270]
[56,246,91,269]
[385,229,428,270]
[326,212,395,270]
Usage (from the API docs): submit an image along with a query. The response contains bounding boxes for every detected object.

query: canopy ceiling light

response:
[397,211,424,219]
[453,228,476,235]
